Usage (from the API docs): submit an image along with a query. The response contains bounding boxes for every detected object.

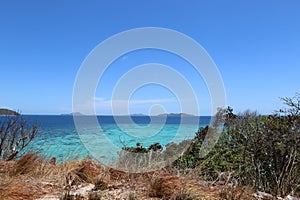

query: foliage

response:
[117,142,165,171]
[0,115,38,160]
[122,142,163,153]
[115,95,300,196]
[148,142,163,151]
[122,142,150,153]
[173,95,300,197]
[172,126,209,169]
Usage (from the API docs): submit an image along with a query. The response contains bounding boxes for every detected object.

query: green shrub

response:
[173,95,300,197]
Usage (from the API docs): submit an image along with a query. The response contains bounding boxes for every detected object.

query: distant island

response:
[0,108,20,116]
[60,113,196,117]
[157,113,195,117]
[130,113,147,116]
[61,112,85,116]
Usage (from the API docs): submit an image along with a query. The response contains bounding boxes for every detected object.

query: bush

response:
[0,115,38,160]
[117,142,165,171]
[203,107,300,196]
[173,94,300,197]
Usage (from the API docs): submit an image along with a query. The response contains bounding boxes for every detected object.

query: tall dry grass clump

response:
[147,174,180,198]
[0,153,112,200]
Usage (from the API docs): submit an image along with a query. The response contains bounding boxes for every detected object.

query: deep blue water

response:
[1,115,211,162]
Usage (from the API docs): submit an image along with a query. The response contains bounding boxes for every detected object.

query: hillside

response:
[0,108,20,116]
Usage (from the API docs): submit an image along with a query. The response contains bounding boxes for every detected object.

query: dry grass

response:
[218,186,255,200]
[148,175,180,198]
[170,189,197,200]
[0,153,111,200]
[0,153,261,200]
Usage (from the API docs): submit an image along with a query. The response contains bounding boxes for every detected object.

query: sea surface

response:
[7,115,212,162]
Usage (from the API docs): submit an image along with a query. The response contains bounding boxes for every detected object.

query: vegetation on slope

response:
[173,94,300,197]
[119,94,300,197]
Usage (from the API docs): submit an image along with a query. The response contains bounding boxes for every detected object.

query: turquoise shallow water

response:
[19,115,211,162]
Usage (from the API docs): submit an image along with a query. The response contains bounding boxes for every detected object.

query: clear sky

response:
[0,0,299,115]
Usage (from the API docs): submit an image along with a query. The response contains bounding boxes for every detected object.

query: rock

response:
[35,195,60,200]
[252,191,274,199]
[252,192,300,200]
[101,188,137,199]
[69,183,95,197]
[284,195,300,200]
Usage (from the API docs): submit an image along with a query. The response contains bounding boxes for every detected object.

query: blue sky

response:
[0,0,299,115]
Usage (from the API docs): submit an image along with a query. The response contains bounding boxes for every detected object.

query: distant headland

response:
[157,113,195,117]
[0,108,20,116]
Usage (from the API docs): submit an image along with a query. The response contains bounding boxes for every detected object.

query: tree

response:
[0,115,38,160]
[173,94,300,196]
[199,95,300,196]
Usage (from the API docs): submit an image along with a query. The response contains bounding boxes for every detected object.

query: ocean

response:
[12,115,212,162]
